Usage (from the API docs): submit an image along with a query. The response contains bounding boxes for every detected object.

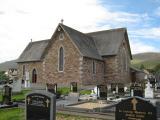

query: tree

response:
[0,71,9,80]
[154,64,160,73]
[140,64,145,70]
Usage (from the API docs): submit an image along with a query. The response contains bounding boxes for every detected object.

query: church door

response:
[32,69,37,83]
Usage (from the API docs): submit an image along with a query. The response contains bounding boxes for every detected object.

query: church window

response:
[92,60,96,74]
[23,65,25,75]
[121,47,128,71]
[58,47,64,71]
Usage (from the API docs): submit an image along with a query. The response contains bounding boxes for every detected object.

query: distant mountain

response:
[132,52,160,69]
[0,60,17,71]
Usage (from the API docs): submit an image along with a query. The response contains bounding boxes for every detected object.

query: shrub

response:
[57,87,70,95]
[80,90,92,95]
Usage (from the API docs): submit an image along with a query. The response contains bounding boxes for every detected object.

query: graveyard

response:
[0,78,160,120]
[0,22,160,120]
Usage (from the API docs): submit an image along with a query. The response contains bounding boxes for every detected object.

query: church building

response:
[17,23,132,93]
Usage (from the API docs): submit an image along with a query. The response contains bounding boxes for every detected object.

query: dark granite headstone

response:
[118,84,124,94]
[116,97,156,120]
[70,82,77,92]
[97,85,107,99]
[26,91,56,120]
[47,83,57,94]
[2,85,12,105]
[130,85,144,97]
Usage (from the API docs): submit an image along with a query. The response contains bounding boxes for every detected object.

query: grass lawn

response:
[0,89,31,102]
[12,89,31,101]
[0,108,24,120]
[0,108,103,120]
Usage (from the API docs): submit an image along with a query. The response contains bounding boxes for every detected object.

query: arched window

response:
[92,60,96,74]
[32,69,37,83]
[121,47,128,71]
[22,65,25,76]
[59,47,64,71]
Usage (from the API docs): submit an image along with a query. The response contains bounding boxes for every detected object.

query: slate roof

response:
[17,40,50,63]
[17,23,132,62]
[87,28,127,56]
[60,24,102,60]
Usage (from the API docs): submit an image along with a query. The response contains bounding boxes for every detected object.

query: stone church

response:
[17,23,132,93]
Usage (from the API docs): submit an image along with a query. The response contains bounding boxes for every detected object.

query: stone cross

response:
[46,99,50,108]
[131,97,138,111]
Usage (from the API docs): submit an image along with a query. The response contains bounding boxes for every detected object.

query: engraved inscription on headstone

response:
[26,91,56,120]
[116,97,156,120]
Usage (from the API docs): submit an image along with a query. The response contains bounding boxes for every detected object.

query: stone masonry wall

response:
[104,39,131,84]
[81,57,104,86]
[17,62,43,83]
[43,28,82,87]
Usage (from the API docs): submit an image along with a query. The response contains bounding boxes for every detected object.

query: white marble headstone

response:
[145,81,154,98]
[94,86,100,97]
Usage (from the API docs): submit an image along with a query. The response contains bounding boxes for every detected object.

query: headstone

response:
[2,85,12,105]
[97,85,107,99]
[145,81,154,98]
[130,85,144,97]
[47,83,60,99]
[26,91,56,120]
[70,82,77,92]
[94,86,99,97]
[118,84,124,94]
[111,83,116,93]
[116,97,156,120]
[124,87,128,92]
[12,80,22,93]
[90,90,97,100]
[47,83,57,94]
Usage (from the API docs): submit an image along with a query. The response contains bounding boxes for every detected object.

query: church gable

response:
[43,25,82,85]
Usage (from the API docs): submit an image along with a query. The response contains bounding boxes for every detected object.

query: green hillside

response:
[0,60,17,71]
[131,52,160,69]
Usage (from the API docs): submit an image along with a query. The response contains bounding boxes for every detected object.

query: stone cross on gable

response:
[131,97,138,111]
[46,99,50,108]
[61,19,64,24]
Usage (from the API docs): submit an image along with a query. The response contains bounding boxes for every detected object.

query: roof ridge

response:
[86,27,126,35]
[60,23,87,36]
[31,39,50,44]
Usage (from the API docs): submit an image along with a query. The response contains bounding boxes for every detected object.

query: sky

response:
[0,0,160,63]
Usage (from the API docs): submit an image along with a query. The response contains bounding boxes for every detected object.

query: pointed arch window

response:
[22,65,25,76]
[32,69,37,83]
[92,60,96,74]
[59,47,64,71]
[121,47,128,71]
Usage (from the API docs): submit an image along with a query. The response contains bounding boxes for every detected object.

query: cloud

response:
[155,7,160,16]
[0,0,157,62]
[0,11,5,15]
[130,27,160,40]
[130,39,159,54]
